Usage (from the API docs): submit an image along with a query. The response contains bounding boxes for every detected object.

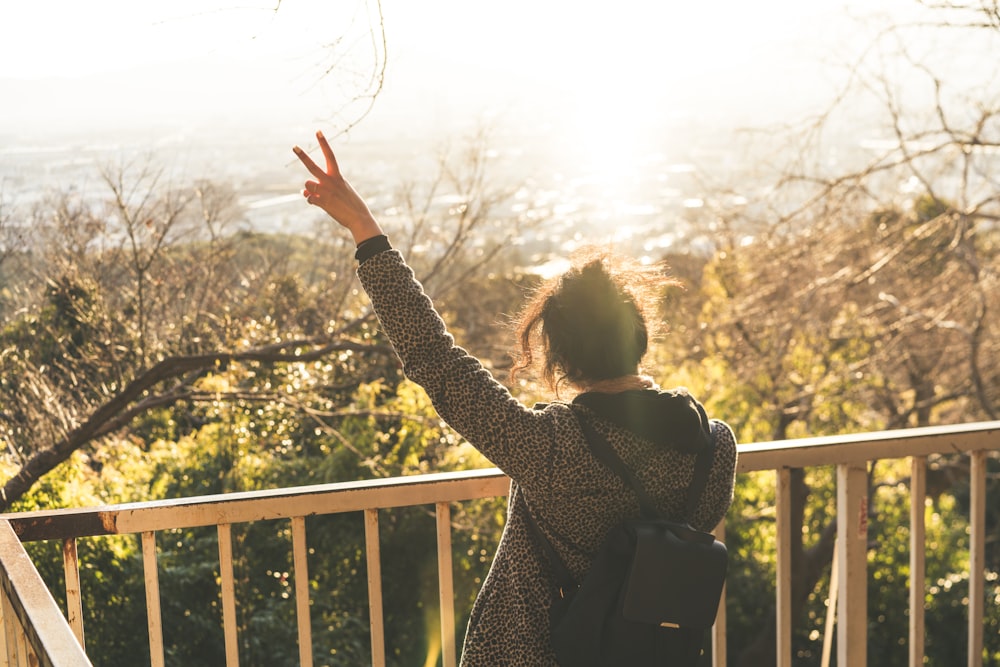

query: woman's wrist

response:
[355,234,392,263]
[348,218,385,245]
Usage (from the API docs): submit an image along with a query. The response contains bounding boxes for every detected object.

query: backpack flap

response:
[621,520,728,630]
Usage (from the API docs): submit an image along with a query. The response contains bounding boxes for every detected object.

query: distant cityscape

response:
[1,114,881,268]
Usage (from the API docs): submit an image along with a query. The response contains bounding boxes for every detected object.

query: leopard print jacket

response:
[357,249,738,667]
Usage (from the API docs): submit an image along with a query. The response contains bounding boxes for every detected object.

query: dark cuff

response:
[355,235,392,264]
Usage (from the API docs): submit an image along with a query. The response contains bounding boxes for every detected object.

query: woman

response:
[293,131,738,666]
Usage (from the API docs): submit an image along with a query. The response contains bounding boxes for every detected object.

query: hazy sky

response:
[0,1,859,81]
[1,0,923,144]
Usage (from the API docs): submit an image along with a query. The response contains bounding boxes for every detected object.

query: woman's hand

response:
[293,131,384,244]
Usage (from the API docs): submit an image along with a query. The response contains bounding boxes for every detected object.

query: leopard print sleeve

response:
[357,249,561,484]
[691,419,738,532]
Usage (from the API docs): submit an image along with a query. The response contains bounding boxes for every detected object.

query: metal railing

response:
[1,421,998,667]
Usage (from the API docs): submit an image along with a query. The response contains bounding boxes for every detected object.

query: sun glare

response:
[454,1,806,196]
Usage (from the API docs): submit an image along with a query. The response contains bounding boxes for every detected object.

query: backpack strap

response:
[523,495,578,595]
[576,411,715,524]
[525,411,717,593]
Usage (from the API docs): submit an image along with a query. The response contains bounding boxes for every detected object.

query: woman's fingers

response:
[316,131,340,177]
[300,176,320,206]
[293,145,327,180]
[293,131,340,180]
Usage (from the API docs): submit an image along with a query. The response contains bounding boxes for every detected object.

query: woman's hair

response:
[510,249,681,391]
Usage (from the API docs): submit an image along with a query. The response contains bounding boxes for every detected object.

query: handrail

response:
[734,419,1000,468]
[8,421,997,542]
[0,420,997,667]
[6,467,512,542]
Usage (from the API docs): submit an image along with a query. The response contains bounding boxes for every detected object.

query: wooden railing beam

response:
[140,532,165,667]
[435,502,457,667]
[909,456,926,667]
[775,468,793,667]
[291,516,313,667]
[218,524,240,667]
[968,450,986,667]
[61,539,84,651]
[364,509,386,667]
[837,463,868,667]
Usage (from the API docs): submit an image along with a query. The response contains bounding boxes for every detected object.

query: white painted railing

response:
[1,421,998,667]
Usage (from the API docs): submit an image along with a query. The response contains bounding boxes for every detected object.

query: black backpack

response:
[526,414,727,667]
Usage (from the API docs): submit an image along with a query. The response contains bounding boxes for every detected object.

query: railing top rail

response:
[5,468,512,542]
[4,421,998,543]
[736,419,1000,471]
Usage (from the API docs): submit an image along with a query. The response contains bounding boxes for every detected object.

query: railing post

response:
[62,538,85,651]
[435,502,457,667]
[968,450,986,667]
[291,516,313,667]
[218,523,240,667]
[0,595,7,661]
[836,463,868,667]
[820,543,838,667]
[909,456,926,667]
[16,620,29,665]
[2,590,18,665]
[141,532,165,667]
[775,468,793,667]
[364,508,386,667]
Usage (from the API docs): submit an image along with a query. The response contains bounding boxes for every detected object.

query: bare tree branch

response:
[0,337,395,512]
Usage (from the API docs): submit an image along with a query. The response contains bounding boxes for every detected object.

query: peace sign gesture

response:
[293,131,384,244]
